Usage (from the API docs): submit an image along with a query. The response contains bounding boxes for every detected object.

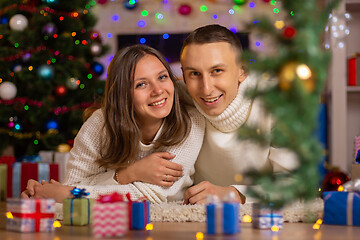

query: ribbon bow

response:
[343,179,360,192]
[71,188,90,198]
[97,192,124,203]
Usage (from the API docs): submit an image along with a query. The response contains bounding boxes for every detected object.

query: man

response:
[180,24,298,204]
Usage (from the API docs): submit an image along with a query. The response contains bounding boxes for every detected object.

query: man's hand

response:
[116,152,183,187]
[183,181,246,204]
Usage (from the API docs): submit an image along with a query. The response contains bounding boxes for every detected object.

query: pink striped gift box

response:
[92,201,128,237]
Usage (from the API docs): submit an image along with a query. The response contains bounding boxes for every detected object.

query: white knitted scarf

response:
[193,74,256,133]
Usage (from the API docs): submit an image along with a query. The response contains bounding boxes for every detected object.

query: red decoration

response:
[97,0,108,4]
[321,171,350,192]
[97,192,124,203]
[262,0,270,2]
[90,30,101,41]
[178,4,192,16]
[283,26,297,39]
[55,85,67,97]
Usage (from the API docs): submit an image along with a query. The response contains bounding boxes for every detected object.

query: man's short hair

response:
[180,24,243,63]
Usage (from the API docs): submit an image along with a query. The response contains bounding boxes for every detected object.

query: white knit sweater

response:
[193,74,299,200]
[62,107,205,203]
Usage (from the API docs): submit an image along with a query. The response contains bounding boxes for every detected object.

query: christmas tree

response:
[0,0,108,158]
[239,0,342,208]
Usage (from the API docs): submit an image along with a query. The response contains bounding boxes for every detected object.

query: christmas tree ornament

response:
[97,0,108,4]
[283,26,297,39]
[42,23,58,37]
[66,77,80,90]
[22,53,31,62]
[46,119,59,131]
[89,30,101,41]
[123,0,138,10]
[56,143,71,152]
[55,85,67,97]
[9,14,28,31]
[178,4,192,16]
[0,15,9,24]
[278,62,297,91]
[44,0,59,4]
[0,81,17,100]
[37,64,55,80]
[91,62,104,76]
[234,0,247,5]
[278,62,314,92]
[90,42,102,56]
[12,63,22,73]
[321,170,350,192]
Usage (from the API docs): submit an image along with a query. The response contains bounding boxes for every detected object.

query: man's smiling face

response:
[181,42,246,116]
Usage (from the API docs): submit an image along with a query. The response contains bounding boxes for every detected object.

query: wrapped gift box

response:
[129,200,150,230]
[252,203,284,229]
[63,188,94,226]
[39,151,69,182]
[10,162,59,198]
[324,191,360,226]
[0,156,15,199]
[0,164,7,201]
[351,164,360,180]
[6,198,56,232]
[92,193,128,237]
[206,195,240,235]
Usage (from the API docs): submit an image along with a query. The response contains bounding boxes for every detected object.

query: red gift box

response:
[8,162,59,198]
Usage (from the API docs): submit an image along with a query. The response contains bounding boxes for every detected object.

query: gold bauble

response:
[56,143,71,152]
[278,62,314,92]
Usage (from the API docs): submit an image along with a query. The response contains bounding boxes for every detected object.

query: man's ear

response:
[238,66,247,84]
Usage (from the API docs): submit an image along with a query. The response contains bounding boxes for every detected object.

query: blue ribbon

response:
[69,188,90,225]
[17,155,42,163]
[38,163,50,182]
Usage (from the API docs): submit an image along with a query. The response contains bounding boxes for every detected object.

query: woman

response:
[21,44,205,203]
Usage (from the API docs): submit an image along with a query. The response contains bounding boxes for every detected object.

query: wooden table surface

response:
[1,202,360,240]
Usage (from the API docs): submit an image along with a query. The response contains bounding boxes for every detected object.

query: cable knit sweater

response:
[193,74,299,201]
[62,107,205,203]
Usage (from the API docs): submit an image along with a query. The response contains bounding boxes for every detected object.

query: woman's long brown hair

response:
[95,44,191,170]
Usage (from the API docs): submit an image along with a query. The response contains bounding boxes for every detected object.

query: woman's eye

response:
[135,82,146,88]
[159,74,169,80]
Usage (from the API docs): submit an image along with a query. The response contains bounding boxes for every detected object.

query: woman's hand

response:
[116,152,183,187]
[21,179,42,199]
[21,179,74,203]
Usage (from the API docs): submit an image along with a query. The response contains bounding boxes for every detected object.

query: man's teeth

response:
[150,99,165,106]
[204,96,221,103]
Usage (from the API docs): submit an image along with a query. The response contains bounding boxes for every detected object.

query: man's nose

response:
[201,75,213,96]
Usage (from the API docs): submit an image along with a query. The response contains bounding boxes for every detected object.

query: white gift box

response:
[6,198,56,232]
[39,151,70,182]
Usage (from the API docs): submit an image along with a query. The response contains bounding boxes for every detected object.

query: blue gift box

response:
[252,203,284,229]
[131,201,150,230]
[206,201,240,235]
[323,191,360,226]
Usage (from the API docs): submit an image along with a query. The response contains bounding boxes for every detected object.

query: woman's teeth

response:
[150,99,165,106]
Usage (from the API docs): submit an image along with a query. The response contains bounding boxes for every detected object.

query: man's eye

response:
[190,72,200,76]
[213,69,223,74]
